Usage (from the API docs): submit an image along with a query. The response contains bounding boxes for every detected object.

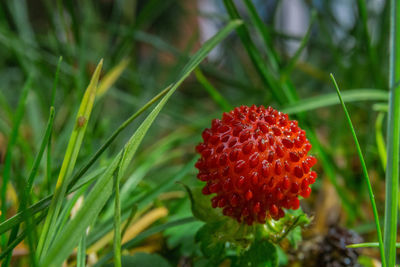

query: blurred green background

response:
[0,0,394,266]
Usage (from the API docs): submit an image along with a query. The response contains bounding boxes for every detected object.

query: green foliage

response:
[41,21,241,266]
[37,60,103,261]
[383,1,400,265]
[181,185,223,223]
[0,0,397,266]
[233,240,278,267]
[185,182,310,266]
[331,74,385,265]
[105,253,171,267]
[195,222,226,263]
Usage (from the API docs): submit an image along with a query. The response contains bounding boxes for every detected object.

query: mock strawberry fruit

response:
[195,105,317,225]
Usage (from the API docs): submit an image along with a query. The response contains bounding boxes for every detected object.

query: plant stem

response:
[113,155,123,267]
[384,0,400,266]
[331,74,386,266]
[1,77,32,247]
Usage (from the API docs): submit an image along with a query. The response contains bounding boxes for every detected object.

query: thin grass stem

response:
[384,0,400,265]
[1,77,32,248]
[331,74,386,267]
[347,242,400,249]
[194,68,232,112]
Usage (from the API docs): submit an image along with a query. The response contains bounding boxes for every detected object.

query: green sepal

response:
[181,185,224,223]
[260,208,311,247]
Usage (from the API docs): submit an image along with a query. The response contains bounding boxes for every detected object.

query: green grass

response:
[41,20,242,267]
[384,0,400,265]
[37,60,103,262]
[331,74,385,266]
[1,78,32,238]
[0,1,398,266]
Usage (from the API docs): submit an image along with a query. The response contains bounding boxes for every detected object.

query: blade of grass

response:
[357,0,380,87]
[0,212,47,262]
[0,167,104,243]
[331,74,386,266]
[75,195,88,267]
[347,242,400,248]
[223,0,286,103]
[51,56,62,107]
[4,174,37,267]
[77,233,86,267]
[242,0,280,70]
[375,112,387,170]
[236,0,300,104]
[384,0,400,265]
[113,152,124,267]
[1,77,32,247]
[373,103,388,112]
[94,217,197,267]
[0,86,171,237]
[68,85,171,191]
[194,68,232,112]
[281,10,317,79]
[282,89,388,114]
[41,20,242,267]
[25,107,56,194]
[97,58,130,97]
[2,107,55,267]
[86,207,168,255]
[37,59,103,260]
[346,242,400,248]
[0,90,13,119]
[87,156,196,247]
[46,56,62,195]
[54,185,89,239]
[121,205,138,240]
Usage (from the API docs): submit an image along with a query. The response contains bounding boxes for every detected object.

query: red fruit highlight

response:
[195,105,317,225]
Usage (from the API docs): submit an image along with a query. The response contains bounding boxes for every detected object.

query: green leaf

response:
[41,20,242,267]
[194,220,257,263]
[375,112,387,170]
[37,59,103,260]
[286,226,302,249]
[3,106,55,267]
[181,185,223,223]
[347,242,400,248]
[280,10,317,79]
[0,167,105,237]
[223,0,286,103]
[331,74,385,265]
[384,1,400,265]
[0,85,172,238]
[76,228,87,267]
[1,77,32,247]
[194,68,232,112]
[95,218,197,266]
[113,152,124,267]
[104,253,171,267]
[259,208,310,247]
[242,0,280,70]
[46,56,62,196]
[235,240,278,267]
[195,222,226,263]
[0,212,47,262]
[282,89,388,114]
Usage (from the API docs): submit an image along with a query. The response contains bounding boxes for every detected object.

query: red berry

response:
[195,106,317,225]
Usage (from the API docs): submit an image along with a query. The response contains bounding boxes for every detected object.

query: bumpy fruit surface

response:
[195,105,317,225]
